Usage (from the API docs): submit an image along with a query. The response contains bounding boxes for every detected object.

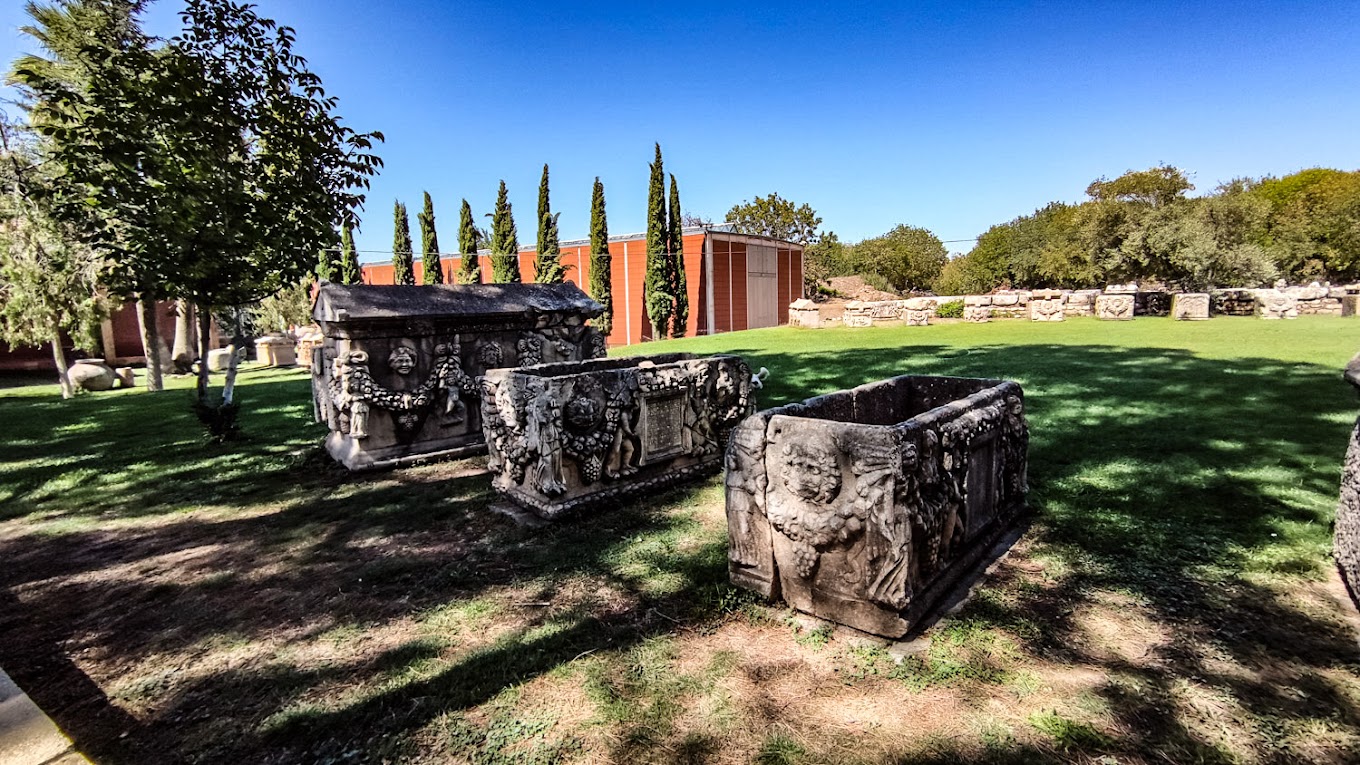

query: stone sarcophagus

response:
[481,353,757,518]
[312,283,606,470]
[727,375,1028,638]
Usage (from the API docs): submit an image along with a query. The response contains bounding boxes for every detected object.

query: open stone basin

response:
[312,282,605,470]
[726,375,1029,638]
[480,353,757,519]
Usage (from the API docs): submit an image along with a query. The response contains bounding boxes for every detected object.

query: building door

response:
[746,244,779,329]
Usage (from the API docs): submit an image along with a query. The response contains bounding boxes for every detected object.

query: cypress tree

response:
[316,228,341,282]
[643,143,672,340]
[668,173,687,337]
[392,200,415,285]
[340,222,361,285]
[419,191,443,284]
[535,212,567,283]
[588,177,613,337]
[489,180,520,283]
[456,198,481,284]
[536,163,551,258]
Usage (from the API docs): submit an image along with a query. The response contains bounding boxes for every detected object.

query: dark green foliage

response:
[668,174,687,337]
[536,164,551,258]
[644,144,672,340]
[456,199,480,284]
[851,224,948,293]
[419,191,442,285]
[340,223,362,285]
[11,0,383,405]
[725,193,822,244]
[489,181,520,283]
[315,228,341,283]
[534,212,567,283]
[935,299,964,318]
[392,200,414,285]
[588,177,613,336]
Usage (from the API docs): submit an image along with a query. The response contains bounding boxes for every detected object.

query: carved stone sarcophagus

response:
[480,353,757,518]
[311,283,606,470]
[726,375,1028,638]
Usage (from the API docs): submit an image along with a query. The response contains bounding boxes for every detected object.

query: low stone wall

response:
[481,353,756,518]
[726,374,1028,637]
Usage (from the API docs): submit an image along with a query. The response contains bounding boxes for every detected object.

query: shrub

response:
[935,299,964,318]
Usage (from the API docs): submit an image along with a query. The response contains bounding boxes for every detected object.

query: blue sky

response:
[2,1,1358,260]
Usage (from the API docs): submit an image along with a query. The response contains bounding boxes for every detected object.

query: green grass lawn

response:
[2,315,1360,764]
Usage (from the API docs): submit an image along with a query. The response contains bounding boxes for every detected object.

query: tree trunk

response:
[136,296,164,392]
[172,299,197,373]
[50,329,73,399]
[196,304,212,405]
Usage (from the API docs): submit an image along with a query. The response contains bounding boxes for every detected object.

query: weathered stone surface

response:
[1212,289,1257,316]
[1345,296,1360,317]
[255,336,298,366]
[1063,290,1098,317]
[963,306,991,323]
[1258,290,1299,320]
[1335,355,1360,609]
[206,347,238,372]
[789,299,821,328]
[964,295,992,307]
[312,283,606,470]
[68,359,115,391]
[991,293,1019,307]
[727,375,1028,638]
[1172,293,1210,320]
[1029,291,1065,322]
[1095,294,1134,320]
[482,353,756,518]
[114,367,135,388]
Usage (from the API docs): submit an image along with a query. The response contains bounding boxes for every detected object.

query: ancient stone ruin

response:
[1172,293,1210,321]
[1335,354,1360,609]
[1095,294,1134,320]
[311,282,606,470]
[727,375,1029,637]
[1029,290,1065,322]
[481,353,756,518]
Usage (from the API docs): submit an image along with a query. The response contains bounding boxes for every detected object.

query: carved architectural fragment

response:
[903,298,935,327]
[1172,293,1210,320]
[482,353,756,518]
[1029,291,1065,322]
[726,374,1028,637]
[1258,290,1300,320]
[311,283,606,470]
[1095,294,1134,321]
[963,306,992,323]
[1336,355,1360,609]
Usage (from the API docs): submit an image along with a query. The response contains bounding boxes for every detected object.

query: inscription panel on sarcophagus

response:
[642,392,687,464]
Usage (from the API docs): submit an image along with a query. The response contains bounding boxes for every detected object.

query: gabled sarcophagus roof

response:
[313,282,604,337]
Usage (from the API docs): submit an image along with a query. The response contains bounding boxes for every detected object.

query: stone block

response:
[1095,294,1134,320]
[992,293,1019,307]
[727,375,1028,638]
[254,336,298,366]
[482,353,756,518]
[68,359,115,391]
[206,347,237,372]
[964,295,992,307]
[1258,290,1299,320]
[1172,293,1210,320]
[1029,292,1065,322]
[963,306,991,323]
[114,367,135,388]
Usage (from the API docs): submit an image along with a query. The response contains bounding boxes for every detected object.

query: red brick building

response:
[362,226,804,347]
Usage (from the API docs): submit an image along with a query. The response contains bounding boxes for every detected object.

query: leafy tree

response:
[253,277,313,334]
[850,224,947,293]
[668,173,687,337]
[392,200,414,285]
[803,231,852,290]
[315,228,341,283]
[643,143,672,339]
[587,177,612,336]
[725,192,822,244]
[0,118,106,398]
[1252,169,1360,281]
[534,211,567,283]
[489,180,520,283]
[419,191,443,284]
[456,198,481,284]
[12,0,383,411]
[1086,165,1194,207]
[339,222,362,285]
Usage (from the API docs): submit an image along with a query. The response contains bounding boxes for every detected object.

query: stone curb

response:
[0,669,90,765]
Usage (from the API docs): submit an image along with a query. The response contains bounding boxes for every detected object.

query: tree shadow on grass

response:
[2,342,1359,762]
